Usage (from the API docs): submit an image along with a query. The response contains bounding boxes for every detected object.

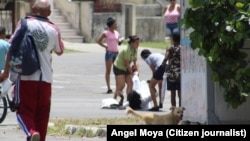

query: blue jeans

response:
[166,23,179,36]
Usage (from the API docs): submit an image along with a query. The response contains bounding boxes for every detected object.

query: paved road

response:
[0,41,172,141]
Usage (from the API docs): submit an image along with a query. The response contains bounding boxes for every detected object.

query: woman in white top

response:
[141,49,165,111]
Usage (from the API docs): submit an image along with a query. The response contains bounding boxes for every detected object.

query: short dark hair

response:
[128,35,139,44]
[172,32,180,43]
[0,26,6,35]
[140,49,151,59]
[106,17,116,28]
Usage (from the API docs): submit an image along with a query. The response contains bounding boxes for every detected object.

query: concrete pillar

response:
[80,1,93,42]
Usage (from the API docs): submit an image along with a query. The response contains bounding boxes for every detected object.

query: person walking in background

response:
[0,26,10,72]
[2,0,64,141]
[162,32,181,107]
[113,35,140,106]
[97,17,123,94]
[140,49,165,111]
[163,0,181,42]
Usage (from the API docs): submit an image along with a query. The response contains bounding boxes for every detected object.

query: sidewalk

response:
[0,125,105,141]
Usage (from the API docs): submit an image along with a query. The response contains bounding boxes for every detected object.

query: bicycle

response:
[0,79,16,124]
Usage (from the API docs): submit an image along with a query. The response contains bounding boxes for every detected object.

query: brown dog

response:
[126,106,185,125]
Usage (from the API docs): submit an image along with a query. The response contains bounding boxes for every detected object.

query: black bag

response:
[166,45,181,82]
[9,18,40,76]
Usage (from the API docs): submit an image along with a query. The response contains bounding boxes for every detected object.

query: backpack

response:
[166,45,181,82]
[9,18,40,76]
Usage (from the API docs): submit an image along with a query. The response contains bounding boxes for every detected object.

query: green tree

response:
[180,0,250,109]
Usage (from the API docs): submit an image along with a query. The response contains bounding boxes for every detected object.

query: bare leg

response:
[171,90,176,107]
[114,75,125,103]
[178,90,181,107]
[125,74,133,96]
[149,78,158,108]
[158,81,162,104]
[105,61,113,92]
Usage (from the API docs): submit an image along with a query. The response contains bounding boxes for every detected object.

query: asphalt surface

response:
[0,41,172,141]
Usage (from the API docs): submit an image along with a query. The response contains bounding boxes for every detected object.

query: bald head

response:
[33,0,50,8]
[32,0,51,17]
[33,0,50,9]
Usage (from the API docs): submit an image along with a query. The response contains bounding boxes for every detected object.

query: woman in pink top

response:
[97,17,123,94]
[163,0,181,39]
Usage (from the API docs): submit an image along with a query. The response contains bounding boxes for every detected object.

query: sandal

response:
[148,106,159,111]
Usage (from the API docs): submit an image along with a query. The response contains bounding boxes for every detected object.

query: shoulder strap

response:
[20,18,27,32]
[22,18,43,80]
[9,18,27,52]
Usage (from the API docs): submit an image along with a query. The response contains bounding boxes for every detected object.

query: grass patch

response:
[47,117,142,137]
[140,41,170,49]
[52,49,81,54]
[64,49,82,53]
[122,41,170,50]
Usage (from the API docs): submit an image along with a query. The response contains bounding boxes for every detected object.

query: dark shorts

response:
[105,51,118,61]
[153,65,165,80]
[167,78,181,90]
[113,65,130,76]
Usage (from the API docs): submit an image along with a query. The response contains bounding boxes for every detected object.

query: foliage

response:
[140,41,170,49]
[122,41,170,50]
[180,0,250,108]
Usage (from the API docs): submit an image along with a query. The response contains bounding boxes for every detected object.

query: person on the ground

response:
[1,0,64,141]
[141,49,165,111]
[97,17,123,94]
[0,26,10,76]
[162,32,181,107]
[163,0,181,42]
[113,35,140,106]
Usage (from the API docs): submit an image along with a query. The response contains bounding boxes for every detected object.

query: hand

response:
[0,75,5,83]
[118,37,124,46]
[0,71,9,83]
[118,41,123,45]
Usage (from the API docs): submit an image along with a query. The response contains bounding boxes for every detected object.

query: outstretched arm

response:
[161,47,173,66]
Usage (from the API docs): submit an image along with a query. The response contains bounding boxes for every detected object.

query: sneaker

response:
[29,132,40,141]
[106,89,113,94]
[148,106,159,111]
[159,103,163,108]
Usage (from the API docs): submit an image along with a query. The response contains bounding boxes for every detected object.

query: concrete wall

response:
[53,0,80,30]
[17,0,166,42]
[136,17,165,42]
[136,4,162,17]
[214,84,250,124]
[92,12,125,42]
[122,0,156,4]
[91,3,165,42]
[80,2,94,42]
[15,1,30,23]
